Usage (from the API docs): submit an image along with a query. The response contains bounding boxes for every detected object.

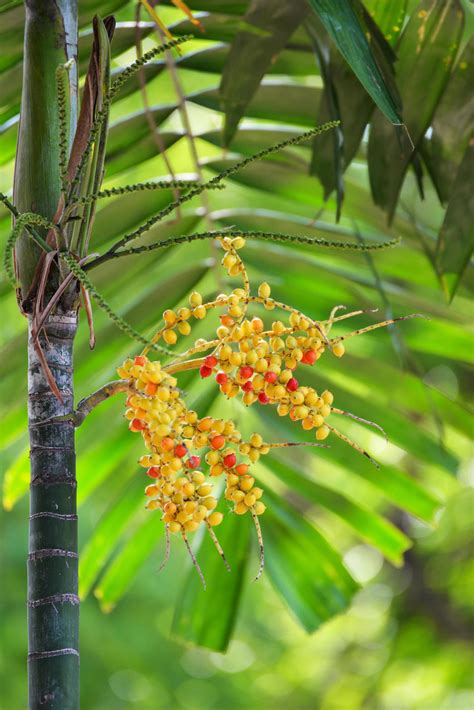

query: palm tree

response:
[1,1,472,707]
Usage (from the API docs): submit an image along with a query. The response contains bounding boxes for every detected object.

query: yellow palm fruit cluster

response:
[224,472,265,516]
[118,238,414,581]
[117,355,267,539]
[145,471,222,533]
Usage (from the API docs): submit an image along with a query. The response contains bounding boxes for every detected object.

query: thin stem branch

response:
[84,230,400,271]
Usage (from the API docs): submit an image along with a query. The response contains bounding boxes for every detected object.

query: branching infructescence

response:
[118,238,421,584]
[3,29,422,586]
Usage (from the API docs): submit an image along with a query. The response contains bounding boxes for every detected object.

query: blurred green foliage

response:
[2,488,473,708]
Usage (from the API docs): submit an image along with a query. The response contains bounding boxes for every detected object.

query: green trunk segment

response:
[13,0,78,301]
[27,313,79,710]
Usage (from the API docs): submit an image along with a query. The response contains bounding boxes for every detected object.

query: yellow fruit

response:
[184,520,199,532]
[254,501,266,516]
[193,305,207,320]
[332,343,345,357]
[178,321,191,336]
[322,390,334,405]
[146,499,161,511]
[258,282,271,299]
[232,237,246,250]
[316,425,330,441]
[207,512,224,527]
[244,493,256,506]
[197,484,213,497]
[163,309,177,325]
[239,476,255,492]
[231,490,245,503]
[189,291,202,307]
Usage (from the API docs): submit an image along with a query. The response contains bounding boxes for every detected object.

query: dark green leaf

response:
[368,0,465,220]
[435,138,474,301]
[220,0,308,145]
[421,37,474,204]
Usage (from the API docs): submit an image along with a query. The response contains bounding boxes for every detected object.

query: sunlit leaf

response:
[307,0,403,126]
[172,512,250,651]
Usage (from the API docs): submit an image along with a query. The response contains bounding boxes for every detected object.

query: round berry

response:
[146,466,161,478]
[204,355,218,368]
[223,453,237,468]
[186,455,201,469]
[130,418,145,432]
[210,435,226,450]
[264,371,278,384]
[175,443,187,458]
[134,356,146,366]
[241,381,253,392]
[286,377,299,392]
[161,437,174,452]
[258,392,270,404]
[199,365,213,378]
[239,366,254,380]
[215,371,228,385]
[302,350,317,365]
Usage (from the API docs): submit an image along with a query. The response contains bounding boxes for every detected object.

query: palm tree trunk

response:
[27,312,79,708]
[13,1,79,707]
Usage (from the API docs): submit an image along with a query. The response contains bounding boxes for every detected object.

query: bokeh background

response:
[1,1,473,708]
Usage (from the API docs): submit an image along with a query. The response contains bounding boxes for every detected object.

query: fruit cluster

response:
[120,237,412,583]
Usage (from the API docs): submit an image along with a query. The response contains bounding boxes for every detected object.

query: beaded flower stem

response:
[88,122,342,262]
[116,237,422,584]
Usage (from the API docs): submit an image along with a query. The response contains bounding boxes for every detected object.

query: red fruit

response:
[223,453,237,468]
[200,365,213,378]
[302,350,317,365]
[186,455,201,469]
[134,356,146,366]
[147,466,161,479]
[239,366,254,380]
[204,355,218,368]
[130,418,145,432]
[286,377,299,392]
[264,371,278,384]
[241,381,253,392]
[210,435,226,450]
[215,371,228,385]
[235,463,249,476]
[175,443,187,458]
[258,392,270,404]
